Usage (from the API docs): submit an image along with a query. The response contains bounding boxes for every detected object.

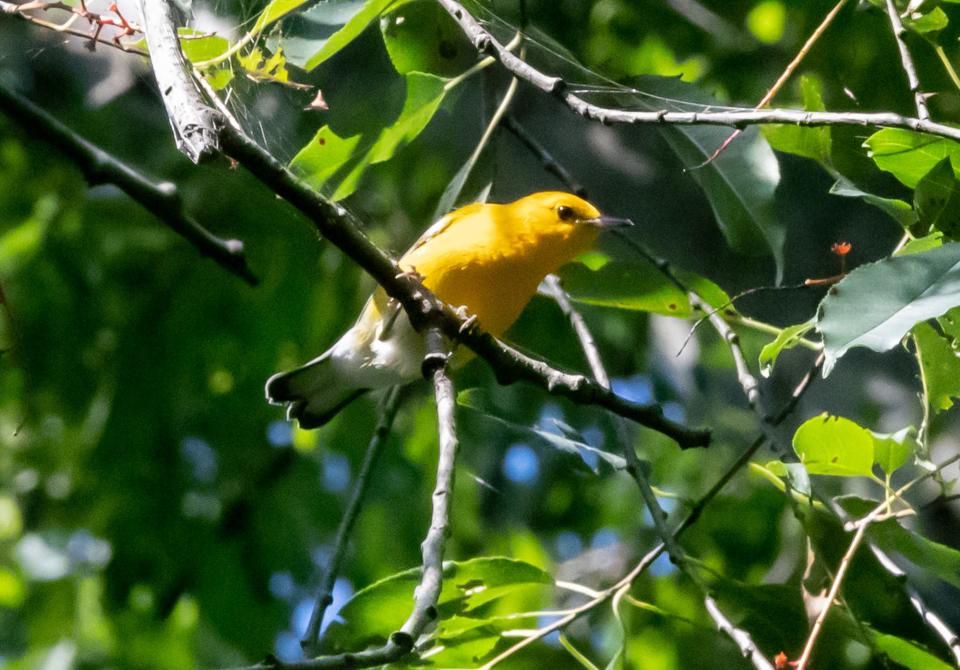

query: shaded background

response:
[1,0,958,668]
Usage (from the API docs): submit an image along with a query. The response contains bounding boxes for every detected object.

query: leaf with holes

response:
[792,414,874,477]
[290,73,446,199]
[913,321,960,413]
[817,243,960,375]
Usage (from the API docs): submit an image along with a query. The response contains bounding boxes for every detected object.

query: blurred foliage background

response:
[1,0,959,668]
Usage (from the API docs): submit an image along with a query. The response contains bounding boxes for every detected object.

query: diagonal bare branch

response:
[0,82,257,285]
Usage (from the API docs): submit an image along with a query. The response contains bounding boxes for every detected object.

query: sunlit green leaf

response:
[871,426,917,475]
[758,320,815,377]
[290,73,446,199]
[792,414,874,477]
[864,129,960,188]
[830,177,918,229]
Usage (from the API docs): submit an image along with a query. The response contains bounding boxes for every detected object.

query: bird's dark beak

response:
[584,216,634,229]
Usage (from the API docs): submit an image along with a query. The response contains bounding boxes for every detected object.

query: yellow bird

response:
[265,191,632,427]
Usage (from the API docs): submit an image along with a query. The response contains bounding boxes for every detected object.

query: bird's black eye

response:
[557,205,576,221]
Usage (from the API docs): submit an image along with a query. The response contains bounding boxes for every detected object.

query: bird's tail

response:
[265,352,367,428]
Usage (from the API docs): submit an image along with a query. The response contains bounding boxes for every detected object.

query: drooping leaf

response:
[792,414,874,477]
[830,177,918,229]
[303,0,415,71]
[817,243,960,375]
[913,321,960,413]
[871,426,917,475]
[629,76,782,272]
[914,158,960,238]
[864,128,960,188]
[758,320,815,377]
[290,72,447,199]
[838,496,960,590]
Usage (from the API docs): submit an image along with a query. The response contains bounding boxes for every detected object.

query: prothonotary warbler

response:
[265,191,632,427]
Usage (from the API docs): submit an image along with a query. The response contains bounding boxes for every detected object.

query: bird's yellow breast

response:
[399,201,598,337]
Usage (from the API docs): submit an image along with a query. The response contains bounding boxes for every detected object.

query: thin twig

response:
[1,0,147,54]
[0,82,257,285]
[548,274,772,670]
[502,116,587,198]
[704,597,775,670]
[437,0,960,143]
[884,0,931,121]
[699,0,850,166]
[300,387,404,654]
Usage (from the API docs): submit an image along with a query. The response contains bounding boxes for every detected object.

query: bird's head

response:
[512,191,633,250]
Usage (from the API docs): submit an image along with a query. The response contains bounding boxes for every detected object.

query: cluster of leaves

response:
[2,0,960,669]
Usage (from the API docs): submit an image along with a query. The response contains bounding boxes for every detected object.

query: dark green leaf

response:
[818,243,960,375]
[914,158,960,238]
[830,177,918,229]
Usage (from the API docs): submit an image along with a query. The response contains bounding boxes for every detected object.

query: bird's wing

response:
[403,202,485,259]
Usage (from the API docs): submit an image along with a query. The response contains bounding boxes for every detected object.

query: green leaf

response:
[290,72,446,200]
[913,321,960,413]
[630,76,782,273]
[903,7,949,38]
[177,30,230,63]
[251,0,313,34]
[897,232,943,255]
[838,496,960,590]
[322,557,552,650]
[556,261,692,317]
[758,320,814,377]
[762,75,831,163]
[873,634,954,670]
[380,1,474,77]
[238,47,300,87]
[864,129,960,188]
[914,158,960,238]
[817,243,960,375]
[792,414,874,477]
[830,177,918,229]
[304,0,413,71]
[556,259,730,318]
[871,426,917,475]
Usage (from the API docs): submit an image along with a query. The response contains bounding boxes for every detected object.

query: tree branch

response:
[502,116,587,199]
[135,0,710,450]
[884,0,930,121]
[300,387,404,655]
[0,82,257,285]
[436,0,960,142]
[138,0,221,162]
